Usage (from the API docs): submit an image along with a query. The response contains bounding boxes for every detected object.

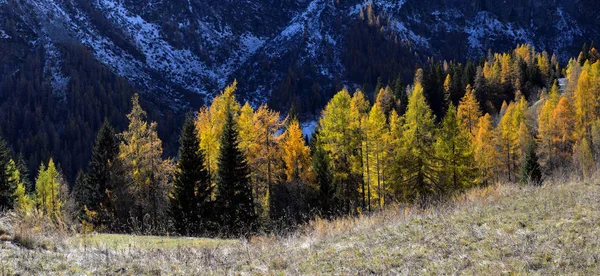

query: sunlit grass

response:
[70,233,239,251]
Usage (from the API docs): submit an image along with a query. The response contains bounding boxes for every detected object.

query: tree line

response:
[1,43,599,237]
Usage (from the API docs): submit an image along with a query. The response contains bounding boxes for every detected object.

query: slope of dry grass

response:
[1,175,600,275]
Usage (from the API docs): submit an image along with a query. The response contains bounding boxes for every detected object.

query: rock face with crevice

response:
[0,0,598,111]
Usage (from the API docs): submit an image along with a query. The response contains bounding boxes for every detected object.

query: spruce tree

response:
[521,142,542,185]
[171,114,211,235]
[393,74,407,115]
[72,170,89,211]
[86,121,120,212]
[15,153,32,193]
[0,137,15,209]
[312,141,334,218]
[215,107,256,236]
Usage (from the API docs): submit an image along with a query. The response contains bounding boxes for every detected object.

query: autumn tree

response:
[537,82,561,168]
[171,114,212,235]
[281,119,311,182]
[10,159,33,213]
[573,62,600,142]
[400,83,438,201]
[35,159,65,218]
[457,84,482,136]
[497,97,529,181]
[196,81,241,182]
[365,102,388,208]
[473,114,498,185]
[250,105,284,219]
[350,89,370,209]
[319,89,360,214]
[574,138,594,179]
[119,94,173,230]
[434,104,476,193]
[375,86,395,121]
[552,97,575,164]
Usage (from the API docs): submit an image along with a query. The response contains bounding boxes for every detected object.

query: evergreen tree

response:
[520,142,542,185]
[15,153,32,193]
[0,137,15,209]
[215,107,257,236]
[392,74,407,115]
[86,121,120,212]
[312,141,334,218]
[72,170,89,211]
[171,114,211,235]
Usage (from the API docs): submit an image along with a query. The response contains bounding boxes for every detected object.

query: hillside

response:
[2,175,599,274]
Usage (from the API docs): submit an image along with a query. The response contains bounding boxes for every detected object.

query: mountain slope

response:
[1,0,598,111]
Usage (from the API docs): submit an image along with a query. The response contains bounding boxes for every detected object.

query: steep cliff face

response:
[0,0,597,112]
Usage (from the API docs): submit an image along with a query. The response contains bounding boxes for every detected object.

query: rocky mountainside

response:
[0,0,598,112]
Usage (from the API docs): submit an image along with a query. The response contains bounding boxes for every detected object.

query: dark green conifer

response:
[171,114,211,235]
[312,140,334,218]
[215,107,256,236]
[0,137,15,209]
[521,142,542,186]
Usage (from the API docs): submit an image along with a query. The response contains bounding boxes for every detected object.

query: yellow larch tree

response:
[251,104,284,218]
[457,84,482,137]
[195,81,241,181]
[281,119,311,183]
[552,96,575,165]
[537,82,561,168]
[400,83,438,200]
[365,102,388,209]
[350,89,371,210]
[473,114,498,185]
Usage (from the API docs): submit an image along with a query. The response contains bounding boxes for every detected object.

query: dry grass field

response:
[1,174,599,275]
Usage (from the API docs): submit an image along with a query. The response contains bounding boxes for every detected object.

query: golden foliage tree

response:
[400,83,438,200]
[119,94,173,228]
[457,84,482,136]
[473,114,498,185]
[365,102,388,208]
[434,104,476,193]
[195,81,241,180]
[319,89,359,213]
[281,119,311,183]
[35,158,64,217]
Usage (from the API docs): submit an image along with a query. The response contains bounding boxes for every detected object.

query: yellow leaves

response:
[319,89,353,174]
[457,84,482,137]
[574,138,594,179]
[281,119,310,182]
[10,159,33,214]
[473,114,497,184]
[34,158,63,217]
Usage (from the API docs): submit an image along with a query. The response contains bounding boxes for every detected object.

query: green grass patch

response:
[71,233,239,251]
